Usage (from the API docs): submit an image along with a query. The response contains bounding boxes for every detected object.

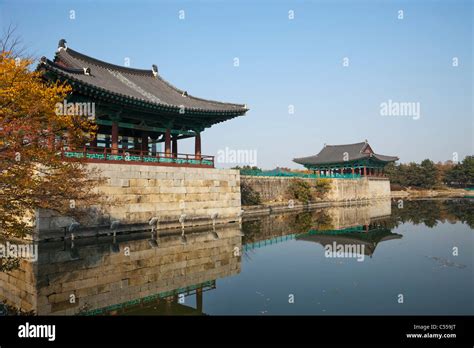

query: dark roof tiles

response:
[294,141,398,166]
[39,44,248,114]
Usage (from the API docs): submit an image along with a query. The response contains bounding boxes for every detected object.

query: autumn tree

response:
[0,50,98,239]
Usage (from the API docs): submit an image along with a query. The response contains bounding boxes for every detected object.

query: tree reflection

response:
[390,199,474,229]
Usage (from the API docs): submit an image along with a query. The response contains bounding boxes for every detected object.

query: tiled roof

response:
[294,141,398,166]
[38,40,248,115]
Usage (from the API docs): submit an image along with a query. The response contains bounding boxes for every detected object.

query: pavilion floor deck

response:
[61,147,214,168]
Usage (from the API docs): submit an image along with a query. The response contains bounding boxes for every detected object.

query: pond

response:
[0,199,472,315]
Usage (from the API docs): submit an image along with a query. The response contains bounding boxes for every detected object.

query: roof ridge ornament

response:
[83,67,91,75]
[58,39,67,52]
[182,91,188,97]
[152,64,158,77]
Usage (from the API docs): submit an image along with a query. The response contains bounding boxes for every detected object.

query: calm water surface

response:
[1,199,472,315]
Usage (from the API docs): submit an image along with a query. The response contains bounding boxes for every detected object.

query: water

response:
[0,199,472,315]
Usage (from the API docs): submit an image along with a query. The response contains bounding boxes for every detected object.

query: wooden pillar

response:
[363,166,367,176]
[195,132,201,159]
[111,121,119,154]
[172,135,178,158]
[165,129,171,157]
[196,288,203,313]
[351,167,355,175]
[141,133,149,155]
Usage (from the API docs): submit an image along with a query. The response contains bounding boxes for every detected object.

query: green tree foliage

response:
[445,156,474,187]
[386,156,473,189]
[386,160,440,188]
[420,159,439,188]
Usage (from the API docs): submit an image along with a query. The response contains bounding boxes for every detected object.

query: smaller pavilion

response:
[293,140,398,178]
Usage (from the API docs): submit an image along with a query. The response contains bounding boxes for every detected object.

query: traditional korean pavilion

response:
[293,141,398,177]
[38,39,248,167]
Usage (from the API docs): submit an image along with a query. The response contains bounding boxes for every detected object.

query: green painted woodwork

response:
[63,151,213,167]
[305,226,365,235]
[95,119,196,136]
[305,158,388,171]
[240,169,361,179]
[243,234,297,252]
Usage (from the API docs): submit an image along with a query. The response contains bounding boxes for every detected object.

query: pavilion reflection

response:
[0,225,242,315]
[296,225,402,257]
[242,199,402,256]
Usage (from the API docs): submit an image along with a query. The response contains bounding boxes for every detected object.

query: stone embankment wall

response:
[241,176,391,204]
[35,164,241,241]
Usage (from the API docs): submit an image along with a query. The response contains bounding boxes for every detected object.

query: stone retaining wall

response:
[35,164,241,241]
[241,176,391,203]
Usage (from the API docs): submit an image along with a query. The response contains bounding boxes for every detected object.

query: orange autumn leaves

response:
[0,52,98,238]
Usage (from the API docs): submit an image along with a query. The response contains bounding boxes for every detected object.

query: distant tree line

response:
[233,158,474,190]
[385,156,474,189]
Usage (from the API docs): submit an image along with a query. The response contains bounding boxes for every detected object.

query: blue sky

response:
[1,0,472,169]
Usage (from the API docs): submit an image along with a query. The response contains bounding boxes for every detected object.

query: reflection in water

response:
[0,198,473,315]
[243,200,400,257]
[0,226,242,315]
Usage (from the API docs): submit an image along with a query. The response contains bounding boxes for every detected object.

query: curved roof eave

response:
[39,58,249,117]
